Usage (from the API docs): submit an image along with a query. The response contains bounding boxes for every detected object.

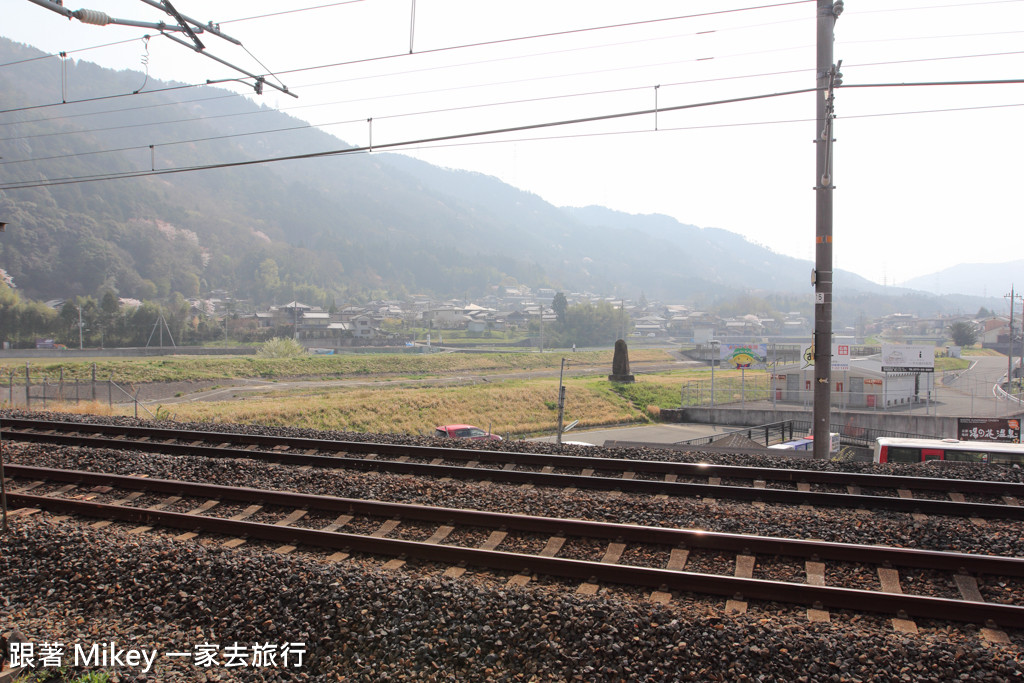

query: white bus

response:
[873,437,1024,465]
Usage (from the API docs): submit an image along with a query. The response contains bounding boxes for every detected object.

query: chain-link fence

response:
[1,364,153,417]
[680,370,955,414]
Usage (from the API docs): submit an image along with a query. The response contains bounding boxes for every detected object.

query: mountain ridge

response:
[0,36,1004,324]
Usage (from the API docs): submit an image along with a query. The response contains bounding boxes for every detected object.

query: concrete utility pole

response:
[556,358,567,445]
[812,0,843,460]
[1006,286,1022,389]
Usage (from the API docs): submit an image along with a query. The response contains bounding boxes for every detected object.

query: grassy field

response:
[149,369,765,437]
[960,347,1003,357]
[153,376,642,437]
[21,349,686,437]
[0,349,674,385]
[935,356,971,371]
[17,348,975,438]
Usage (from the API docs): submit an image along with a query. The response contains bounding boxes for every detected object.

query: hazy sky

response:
[3,0,1023,288]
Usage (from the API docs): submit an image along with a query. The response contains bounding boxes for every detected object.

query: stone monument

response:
[608,339,635,383]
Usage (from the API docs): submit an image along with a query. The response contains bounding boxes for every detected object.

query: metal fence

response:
[1,364,154,418]
[674,418,940,451]
[680,370,954,414]
[680,374,772,408]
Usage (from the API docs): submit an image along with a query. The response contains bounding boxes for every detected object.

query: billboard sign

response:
[694,328,715,344]
[720,343,768,369]
[881,344,935,373]
[800,343,851,371]
[957,418,1021,443]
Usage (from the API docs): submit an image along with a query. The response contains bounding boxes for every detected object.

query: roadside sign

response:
[881,344,935,373]
[800,342,851,371]
[957,418,1020,443]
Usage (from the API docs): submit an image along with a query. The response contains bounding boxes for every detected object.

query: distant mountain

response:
[901,261,1024,299]
[0,37,1005,324]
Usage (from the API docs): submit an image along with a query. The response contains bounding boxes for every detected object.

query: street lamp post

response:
[556,357,567,444]
[710,341,720,407]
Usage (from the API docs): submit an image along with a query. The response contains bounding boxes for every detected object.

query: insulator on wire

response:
[73,9,112,26]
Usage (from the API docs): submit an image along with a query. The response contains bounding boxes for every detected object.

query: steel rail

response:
[9,464,1024,577]
[5,417,1024,497]
[5,428,1024,519]
[10,492,1024,628]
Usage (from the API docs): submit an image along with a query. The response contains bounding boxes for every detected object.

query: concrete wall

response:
[662,406,964,439]
[0,347,255,359]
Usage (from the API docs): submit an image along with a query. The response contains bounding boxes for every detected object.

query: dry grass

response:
[961,347,1003,357]
[9,350,695,437]
[162,377,647,437]
[0,349,675,385]
[17,400,121,417]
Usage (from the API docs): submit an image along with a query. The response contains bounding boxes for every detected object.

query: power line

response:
[390,100,1024,157]
[0,92,240,128]
[0,36,143,68]
[2,1,1021,176]
[0,85,820,190]
[841,77,1024,89]
[259,2,818,82]
[0,1,813,117]
[2,67,814,165]
[0,54,810,143]
[216,0,371,25]
[4,39,1021,153]
[850,0,1024,19]
[12,93,1024,171]
[3,71,1024,171]
[0,80,211,116]
[2,85,1022,194]
[0,25,812,126]
[4,0,1017,135]
[4,17,1021,135]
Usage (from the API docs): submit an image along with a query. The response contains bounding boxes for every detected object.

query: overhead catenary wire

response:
[1,50,1021,153]
[0,85,822,190]
[6,96,1023,172]
[2,1,1021,182]
[3,9,1021,134]
[2,0,1018,134]
[215,0,371,25]
[0,56,816,143]
[255,1,818,80]
[4,73,1024,192]
[0,0,816,117]
[0,36,142,68]
[4,36,1020,140]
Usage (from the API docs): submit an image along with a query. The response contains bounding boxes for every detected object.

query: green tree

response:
[949,321,978,347]
[257,258,281,301]
[552,292,568,325]
[257,336,305,358]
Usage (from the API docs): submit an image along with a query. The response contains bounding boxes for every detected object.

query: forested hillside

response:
[0,37,997,324]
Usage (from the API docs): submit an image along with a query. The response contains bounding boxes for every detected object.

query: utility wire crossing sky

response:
[2,0,1023,288]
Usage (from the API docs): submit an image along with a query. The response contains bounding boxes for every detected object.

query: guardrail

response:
[673,419,941,450]
[994,374,1024,405]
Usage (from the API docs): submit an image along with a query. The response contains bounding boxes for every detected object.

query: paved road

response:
[939,355,1022,417]
[529,422,733,446]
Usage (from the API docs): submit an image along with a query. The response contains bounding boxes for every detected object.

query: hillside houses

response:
[207,283,1005,351]
[222,289,819,348]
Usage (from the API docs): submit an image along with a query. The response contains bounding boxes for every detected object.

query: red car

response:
[434,424,502,441]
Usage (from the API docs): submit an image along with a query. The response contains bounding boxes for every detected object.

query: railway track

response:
[8,464,1024,629]
[4,417,1024,519]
